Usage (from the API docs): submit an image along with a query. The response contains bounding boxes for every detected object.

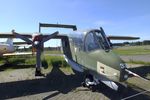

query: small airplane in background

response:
[0,38,32,57]
[0,23,145,93]
[0,38,15,56]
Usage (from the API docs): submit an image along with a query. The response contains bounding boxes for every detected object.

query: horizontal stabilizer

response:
[39,23,77,31]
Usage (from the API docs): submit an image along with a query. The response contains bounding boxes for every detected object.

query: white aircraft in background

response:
[0,38,15,56]
[0,38,32,57]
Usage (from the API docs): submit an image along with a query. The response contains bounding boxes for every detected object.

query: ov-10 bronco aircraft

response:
[0,23,145,92]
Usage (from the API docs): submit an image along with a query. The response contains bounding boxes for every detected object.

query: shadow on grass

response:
[0,57,49,71]
[0,61,150,100]
[0,58,35,71]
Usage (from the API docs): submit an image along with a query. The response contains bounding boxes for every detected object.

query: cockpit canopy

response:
[70,28,111,52]
[85,30,110,52]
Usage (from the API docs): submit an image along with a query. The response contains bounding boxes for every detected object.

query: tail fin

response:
[6,38,13,46]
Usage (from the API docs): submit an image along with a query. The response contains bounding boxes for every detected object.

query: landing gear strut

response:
[82,74,98,92]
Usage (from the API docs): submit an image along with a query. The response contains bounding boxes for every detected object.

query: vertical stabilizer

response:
[6,38,13,46]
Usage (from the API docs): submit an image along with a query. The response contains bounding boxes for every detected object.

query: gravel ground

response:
[0,64,150,100]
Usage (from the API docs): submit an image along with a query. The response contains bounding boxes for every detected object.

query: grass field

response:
[127,60,150,65]
[0,55,71,72]
[113,45,150,55]
[113,45,150,65]
[1,45,150,70]
[44,50,62,54]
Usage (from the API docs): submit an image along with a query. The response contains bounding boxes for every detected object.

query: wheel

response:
[89,85,96,92]
[81,82,86,87]
[85,74,93,82]
[84,74,94,86]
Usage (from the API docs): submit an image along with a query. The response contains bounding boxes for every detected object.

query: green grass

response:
[44,50,62,54]
[113,45,150,65]
[127,60,150,66]
[113,45,150,55]
[0,55,70,71]
[1,45,150,71]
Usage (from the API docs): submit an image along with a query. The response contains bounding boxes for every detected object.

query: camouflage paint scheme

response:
[64,29,128,84]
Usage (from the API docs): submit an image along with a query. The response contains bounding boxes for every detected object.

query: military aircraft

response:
[0,23,145,92]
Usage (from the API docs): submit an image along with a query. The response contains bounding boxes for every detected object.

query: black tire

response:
[90,85,97,92]
[85,74,93,82]
[85,74,97,92]
[81,82,86,87]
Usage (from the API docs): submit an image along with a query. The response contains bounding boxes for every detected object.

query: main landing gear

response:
[35,68,46,77]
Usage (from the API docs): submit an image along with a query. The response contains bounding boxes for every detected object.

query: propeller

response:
[12,30,33,44]
[32,46,36,55]
[13,30,59,74]
[41,32,59,43]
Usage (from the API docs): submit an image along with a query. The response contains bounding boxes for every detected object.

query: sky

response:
[0,0,150,47]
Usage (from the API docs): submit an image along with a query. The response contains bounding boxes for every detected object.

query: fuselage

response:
[65,29,128,83]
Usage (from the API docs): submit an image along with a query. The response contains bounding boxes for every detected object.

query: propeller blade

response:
[12,30,33,44]
[32,47,36,55]
[41,31,59,43]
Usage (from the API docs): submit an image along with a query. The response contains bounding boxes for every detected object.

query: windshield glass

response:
[85,32,101,51]
[95,31,110,50]
[85,30,110,52]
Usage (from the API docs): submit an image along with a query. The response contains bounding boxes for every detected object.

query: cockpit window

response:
[95,31,110,50]
[85,32,101,51]
[85,30,110,52]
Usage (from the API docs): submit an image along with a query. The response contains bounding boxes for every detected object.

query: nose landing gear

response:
[82,74,99,92]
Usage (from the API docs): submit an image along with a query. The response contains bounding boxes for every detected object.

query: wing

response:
[13,42,29,45]
[0,32,32,38]
[108,35,140,40]
[3,52,33,56]
[0,32,66,39]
